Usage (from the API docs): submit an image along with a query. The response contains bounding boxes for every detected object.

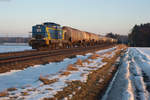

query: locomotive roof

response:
[35,24,43,26]
[43,22,60,26]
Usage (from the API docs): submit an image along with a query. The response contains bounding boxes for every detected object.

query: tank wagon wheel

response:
[62,43,66,48]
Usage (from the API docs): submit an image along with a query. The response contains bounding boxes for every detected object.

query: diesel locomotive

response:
[29,22,117,49]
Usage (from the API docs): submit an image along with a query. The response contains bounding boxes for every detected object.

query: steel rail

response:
[0,44,111,65]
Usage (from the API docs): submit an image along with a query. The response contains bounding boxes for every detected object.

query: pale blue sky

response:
[0,0,150,37]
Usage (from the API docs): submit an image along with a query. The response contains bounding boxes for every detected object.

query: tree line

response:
[128,23,150,47]
[0,37,31,44]
[105,33,128,44]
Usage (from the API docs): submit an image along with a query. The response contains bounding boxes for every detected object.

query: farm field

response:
[0,45,126,100]
[1,46,150,100]
[103,47,150,100]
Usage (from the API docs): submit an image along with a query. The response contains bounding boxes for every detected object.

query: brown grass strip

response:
[75,59,83,66]
[21,92,30,96]
[7,87,17,91]
[39,75,58,85]
[88,54,100,60]
[0,90,8,97]
[60,71,71,76]
[67,64,78,71]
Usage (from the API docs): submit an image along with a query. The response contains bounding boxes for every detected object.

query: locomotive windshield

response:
[32,25,47,39]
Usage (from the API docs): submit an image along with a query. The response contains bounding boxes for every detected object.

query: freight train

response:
[29,22,117,49]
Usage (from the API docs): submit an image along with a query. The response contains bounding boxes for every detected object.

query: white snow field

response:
[0,45,32,53]
[103,47,150,100]
[0,46,118,100]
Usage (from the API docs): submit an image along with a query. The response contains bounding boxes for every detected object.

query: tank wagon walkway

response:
[102,47,150,100]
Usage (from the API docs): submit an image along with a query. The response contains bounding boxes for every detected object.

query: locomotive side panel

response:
[82,32,89,41]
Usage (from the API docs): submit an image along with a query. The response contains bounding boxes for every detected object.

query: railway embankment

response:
[45,45,127,100]
[0,45,127,100]
[0,44,115,73]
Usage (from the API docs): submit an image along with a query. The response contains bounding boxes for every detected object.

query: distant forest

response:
[0,37,31,44]
[128,23,150,47]
[105,33,128,44]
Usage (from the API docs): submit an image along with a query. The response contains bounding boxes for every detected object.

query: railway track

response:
[0,48,78,64]
[0,44,115,73]
[0,45,101,64]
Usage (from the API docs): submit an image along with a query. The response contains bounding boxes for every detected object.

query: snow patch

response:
[0,46,118,99]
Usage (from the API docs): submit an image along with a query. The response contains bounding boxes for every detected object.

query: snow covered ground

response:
[103,47,150,100]
[0,45,32,53]
[0,46,118,100]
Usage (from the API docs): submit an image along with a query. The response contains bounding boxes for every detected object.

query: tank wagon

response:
[29,22,116,49]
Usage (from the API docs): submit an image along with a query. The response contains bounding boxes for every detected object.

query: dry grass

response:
[27,88,36,92]
[39,75,58,85]
[42,45,127,100]
[83,59,92,64]
[105,51,113,55]
[21,92,29,96]
[9,96,18,99]
[88,66,97,69]
[60,71,71,76]
[67,64,78,71]
[43,98,56,100]
[117,44,127,50]
[102,47,123,63]
[102,57,111,62]
[75,59,83,66]
[89,54,100,59]
[80,73,86,77]
[53,81,83,100]
[46,88,53,91]
[0,90,8,97]
[7,87,17,91]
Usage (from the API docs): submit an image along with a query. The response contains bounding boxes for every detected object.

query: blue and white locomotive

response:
[29,22,65,49]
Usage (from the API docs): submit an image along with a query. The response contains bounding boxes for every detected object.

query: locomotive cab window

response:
[32,25,47,39]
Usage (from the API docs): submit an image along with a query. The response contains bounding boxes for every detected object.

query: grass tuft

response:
[89,54,100,59]
[7,87,17,91]
[75,59,83,66]
[0,90,8,97]
[67,64,78,71]
[39,75,58,85]
[21,92,29,96]
[60,71,71,76]
[102,57,111,62]
[83,59,91,64]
